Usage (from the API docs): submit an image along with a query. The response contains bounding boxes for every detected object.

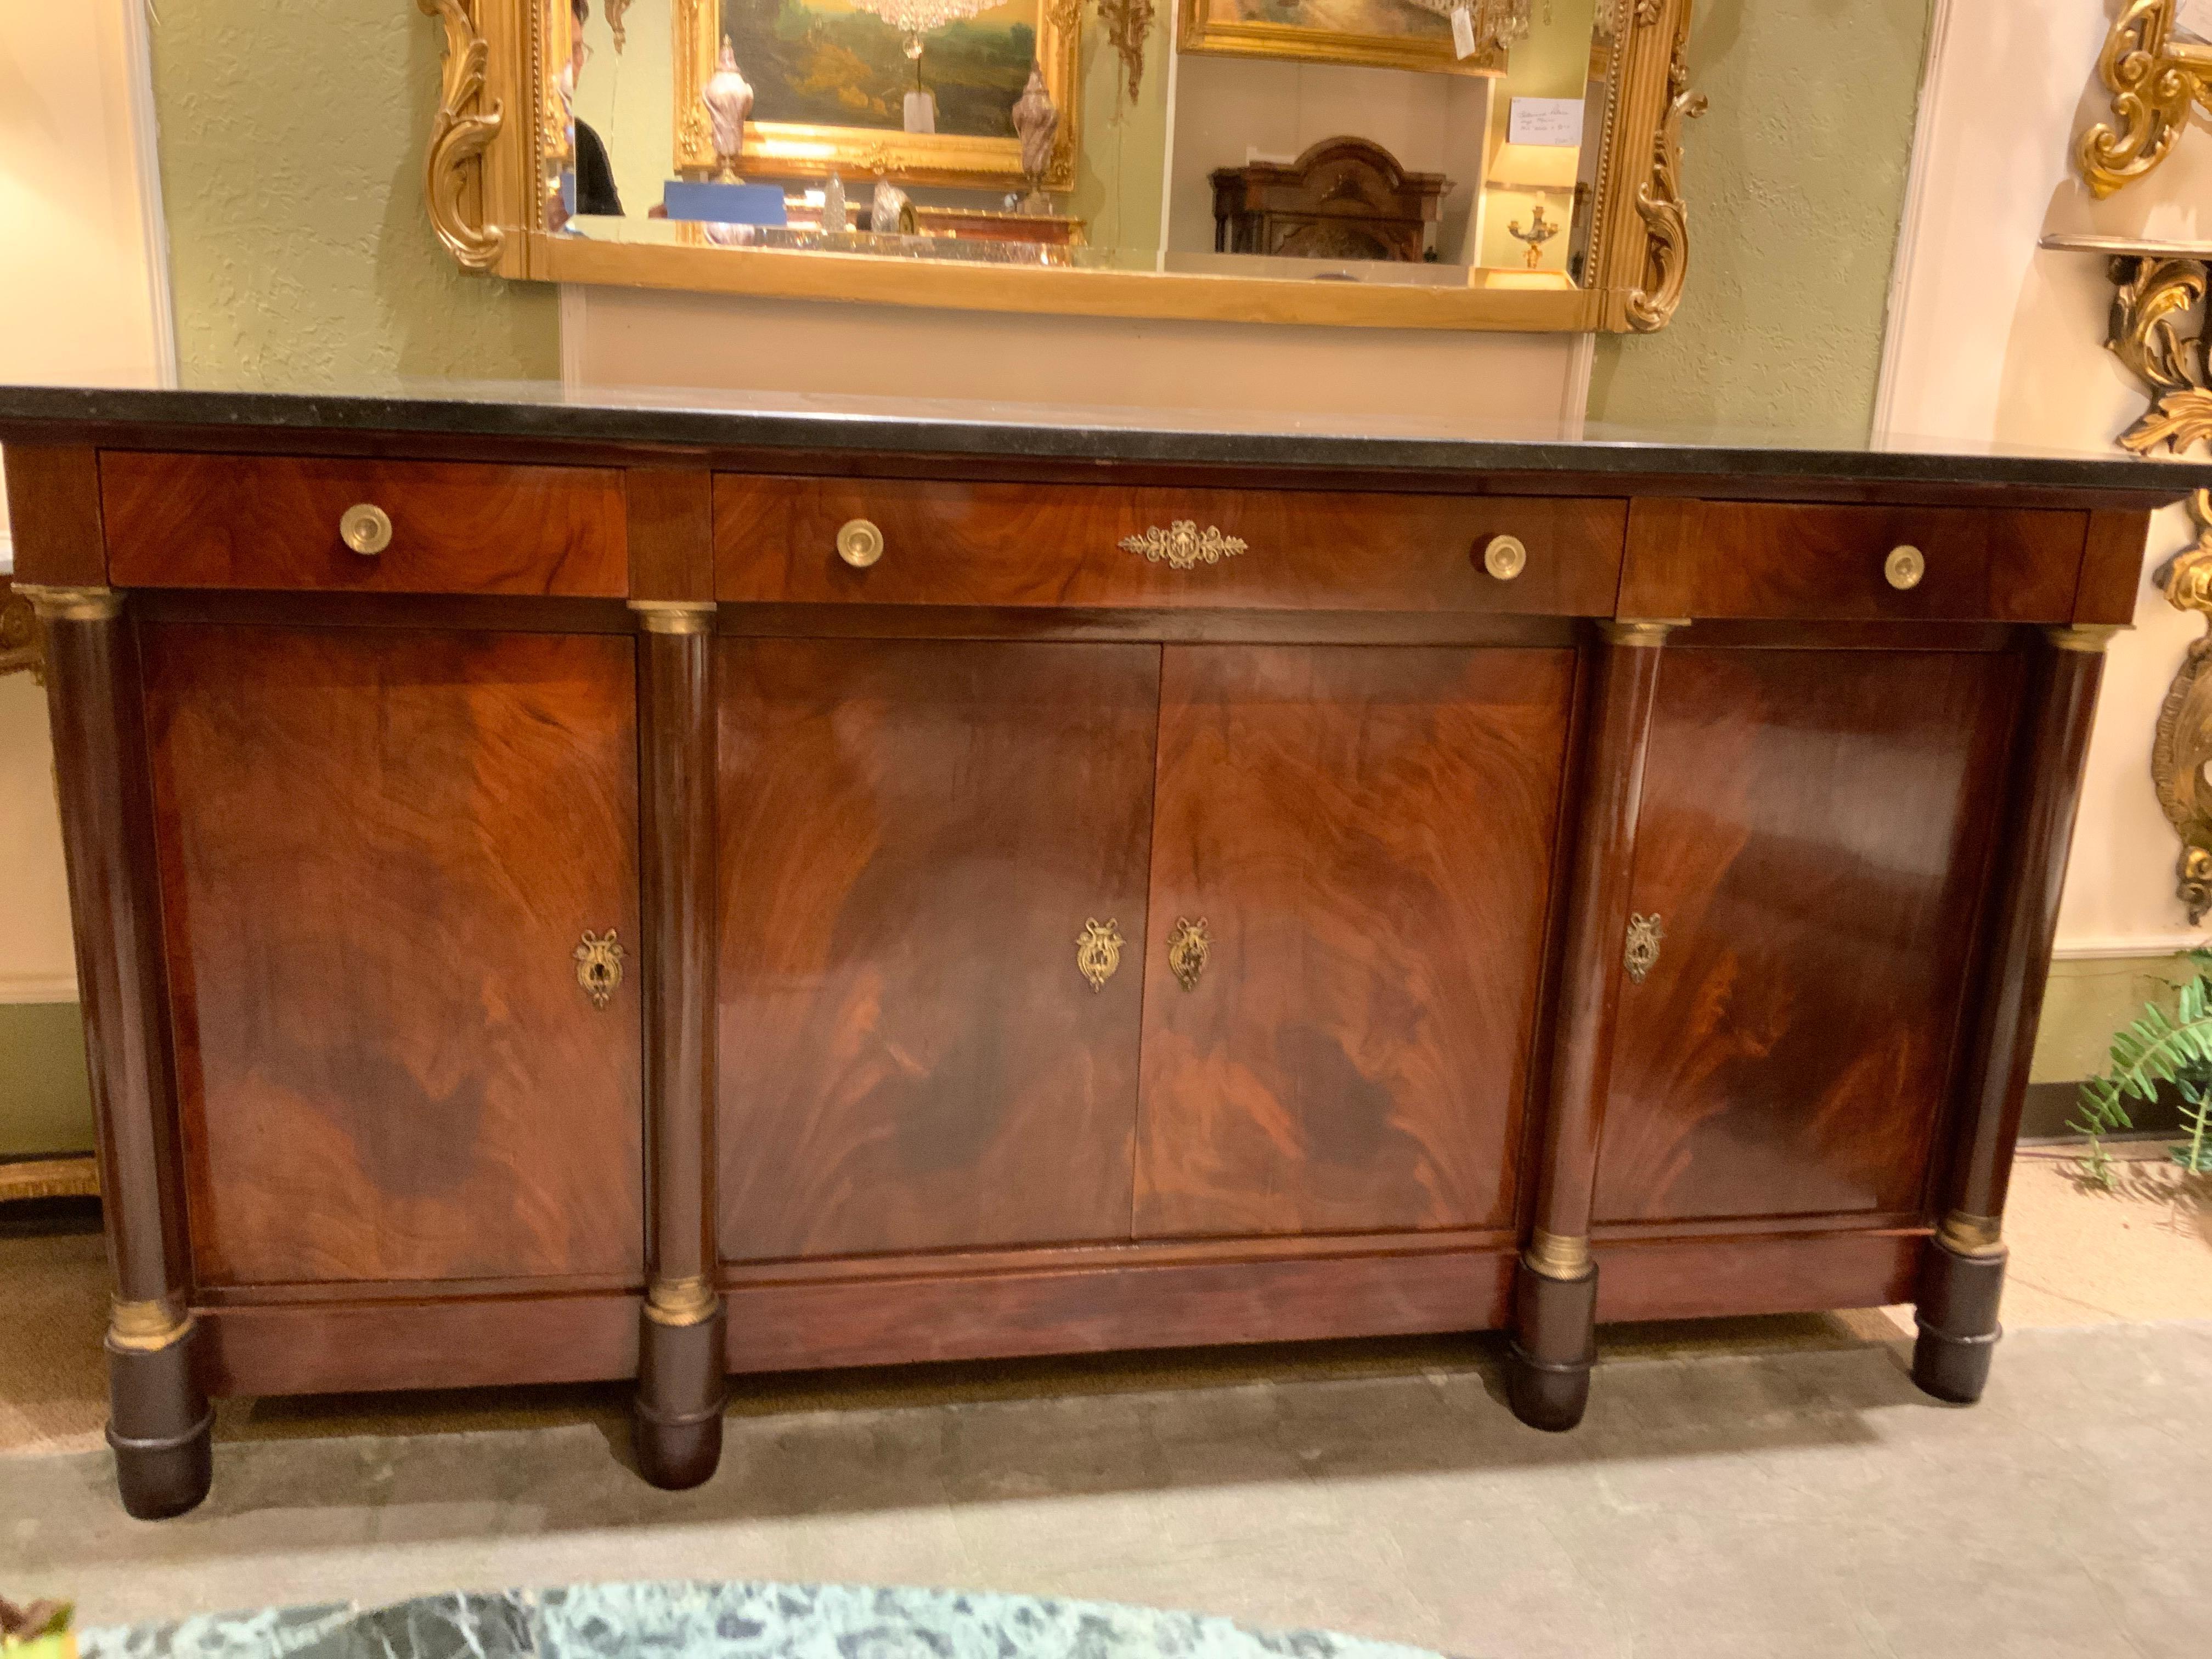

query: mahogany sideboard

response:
[5,387,2205,1520]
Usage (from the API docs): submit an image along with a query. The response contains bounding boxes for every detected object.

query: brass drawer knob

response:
[836,518,885,568]
[1483,535,1528,581]
[340,503,392,556]
[1885,545,1926,591]
[1623,912,1664,983]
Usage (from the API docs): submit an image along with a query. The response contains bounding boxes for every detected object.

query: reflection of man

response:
[567,0,623,217]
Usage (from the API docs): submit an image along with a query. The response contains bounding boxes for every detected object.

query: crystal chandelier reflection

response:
[848,0,1002,65]
[1404,0,1532,58]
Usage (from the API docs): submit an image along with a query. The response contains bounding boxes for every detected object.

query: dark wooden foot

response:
[635,1302,726,1489]
[1912,1235,2006,1405]
[1506,1255,1597,1432]
[107,1326,211,1520]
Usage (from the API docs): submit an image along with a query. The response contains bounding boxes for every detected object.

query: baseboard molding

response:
[2020,1079,2185,1141]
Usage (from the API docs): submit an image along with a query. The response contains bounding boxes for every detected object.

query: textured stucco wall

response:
[149,3,557,388]
[1588,0,1933,436]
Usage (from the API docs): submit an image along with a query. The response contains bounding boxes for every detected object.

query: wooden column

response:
[1508,617,1678,1430]
[628,600,726,1488]
[1915,624,2114,1402]
[22,583,211,1518]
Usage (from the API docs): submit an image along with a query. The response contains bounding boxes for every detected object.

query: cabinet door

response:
[1136,646,1575,1240]
[142,625,644,1288]
[718,640,1159,1262]
[1595,648,2021,1227]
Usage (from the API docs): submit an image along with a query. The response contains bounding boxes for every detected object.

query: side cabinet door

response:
[718,639,1160,1262]
[1595,647,2022,1227]
[1136,645,1576,1239]
[143,625,645,1288]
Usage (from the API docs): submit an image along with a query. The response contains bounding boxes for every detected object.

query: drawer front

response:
[103,453,628,596]
[715,476,1627,614]
[1620,500,2087,623]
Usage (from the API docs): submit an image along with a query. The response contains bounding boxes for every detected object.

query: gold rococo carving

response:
[1625,30,1706,332]
[419,0,506,271]
[2079,0,2212,200]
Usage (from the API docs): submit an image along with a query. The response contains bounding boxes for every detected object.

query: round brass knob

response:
[340,503,392,556]
[1482,534,1528,582]
[1885,544,1926,591]
[836,518,885,569]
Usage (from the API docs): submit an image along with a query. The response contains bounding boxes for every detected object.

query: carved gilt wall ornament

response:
[418,0,506,270]
[2079,0,2212,199]
[1623,912,1664,983]
[1076,918,1125,991]
[1625,35,1706,333]
[574,929,627,1008]
[605,0,633,52]
[1120,521,1249,570]
[2103,253,2212,917]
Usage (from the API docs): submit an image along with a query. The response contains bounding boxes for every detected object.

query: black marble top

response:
[4,381,2210,502]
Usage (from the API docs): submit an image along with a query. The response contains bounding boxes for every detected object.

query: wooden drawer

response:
[1620,500,2087,622]
[103,453,627,596]
[714,476,1627,614]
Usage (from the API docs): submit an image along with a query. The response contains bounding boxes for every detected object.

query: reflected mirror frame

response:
[418,0,1704,334]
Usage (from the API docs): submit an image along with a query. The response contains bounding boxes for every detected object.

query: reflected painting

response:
[1178,0,1505,75]
[721,0,1040,138]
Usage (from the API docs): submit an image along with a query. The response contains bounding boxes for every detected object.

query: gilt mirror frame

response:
[417,0,1705,332]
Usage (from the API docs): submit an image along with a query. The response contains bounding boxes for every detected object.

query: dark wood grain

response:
[640,625,718,1291]
[717,639,1160,1262]
[1594,647,2021,1225]
[715,477,1627,614]
[722,1248,1518,1373]
[1943,634,2108,1221]
[3,444,107,584]
[38,606,187,1305]
[2074,509,2152,625]
[103,453,627,596]
[1593,1227,1923,1322]
[1525,630,1667,1245]
[1135,646,1573,1239]
[627,468,714,601]
[142,624,645,1286]
[197,1292,641,1396]
[1620,500,2085,622]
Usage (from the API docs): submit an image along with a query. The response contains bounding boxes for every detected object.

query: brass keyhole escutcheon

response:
[1623,913,1664,984]
[341,503,393,556]
[1167,916,1211,991]
[1885,544,1926,591]
[574,929,626,1009]
[1076,918,1125,991]
[836,518,885,568]
[1483,535,1528,582]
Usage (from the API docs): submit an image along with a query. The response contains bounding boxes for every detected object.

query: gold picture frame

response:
[673,0,1078,190]
[1176,0,1505,77]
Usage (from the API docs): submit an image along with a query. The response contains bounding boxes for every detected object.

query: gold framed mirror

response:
[418,0,1703,332]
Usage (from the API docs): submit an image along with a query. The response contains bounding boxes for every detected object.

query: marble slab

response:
[79,1582,1454,1659]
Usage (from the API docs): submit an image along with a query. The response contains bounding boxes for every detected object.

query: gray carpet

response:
[11,1321,2210,1658]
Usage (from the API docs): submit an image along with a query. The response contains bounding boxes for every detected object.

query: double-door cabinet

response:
[2,394,2188,1518]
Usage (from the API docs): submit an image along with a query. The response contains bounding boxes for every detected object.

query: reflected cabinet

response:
[2,388,2194,1517]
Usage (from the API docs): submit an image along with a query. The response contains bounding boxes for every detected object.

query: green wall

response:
[0,1006,93,1159]
[1588,0,1933,436]
[149,2,558,389]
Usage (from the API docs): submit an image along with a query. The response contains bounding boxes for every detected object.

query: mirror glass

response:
[545,0,1616,291]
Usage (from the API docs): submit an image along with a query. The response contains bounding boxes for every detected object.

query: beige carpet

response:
[5,1144,2207,1460]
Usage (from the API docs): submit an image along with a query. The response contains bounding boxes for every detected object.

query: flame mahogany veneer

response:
[3,388,2200,1517]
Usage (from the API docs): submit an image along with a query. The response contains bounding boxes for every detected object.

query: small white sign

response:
[1450,4,1477,60]
[1508,97,1585,146]
[2180,0,2212,42]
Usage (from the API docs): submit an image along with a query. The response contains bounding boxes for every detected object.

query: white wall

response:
[1874,0,2208,957]
[0,0,173,1003]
